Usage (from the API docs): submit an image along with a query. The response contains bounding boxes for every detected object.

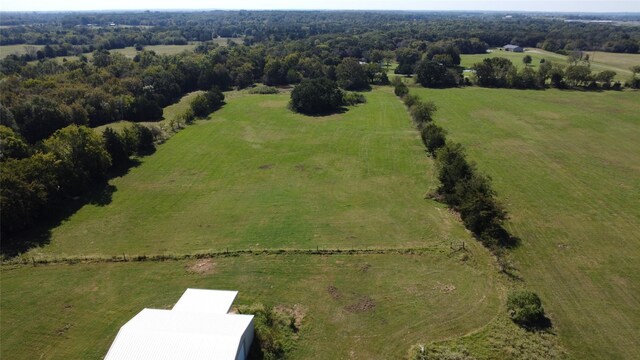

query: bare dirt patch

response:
[344,296,376,313]
[433,282,456,294]
[327,285,342,300]
[359,263,371,273]
[258,164,274,170]
[187,259,216,275]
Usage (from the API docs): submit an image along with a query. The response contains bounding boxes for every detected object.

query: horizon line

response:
[1,9,640,14]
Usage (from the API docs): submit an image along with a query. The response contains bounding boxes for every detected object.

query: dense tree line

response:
[393,79,511,248]
[0,122,159,251]
[2,11,638,54]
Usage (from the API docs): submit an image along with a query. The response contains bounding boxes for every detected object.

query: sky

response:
[1,0,639,13]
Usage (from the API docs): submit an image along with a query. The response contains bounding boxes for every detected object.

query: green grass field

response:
[412,87,640,359]
[460,48,639,81]
[26,89,474,258]
[1,87,514,359]
[0,253,502,359]
[0,44,44,57]
[94,90,204,134]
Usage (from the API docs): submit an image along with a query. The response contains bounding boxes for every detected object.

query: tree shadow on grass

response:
[0,160,141,258]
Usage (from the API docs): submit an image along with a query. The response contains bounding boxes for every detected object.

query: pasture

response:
[1,87,510,359]
[26,89,474,258]
[412,87,640,359]
[460,48,639,81]
[0,253,501,359]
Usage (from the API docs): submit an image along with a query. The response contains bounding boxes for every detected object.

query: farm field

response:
[25,88,474,258]
[0,44,43,57]
[412,87,640,359]
[460,48,639,81]
[0,253,501,359]
[1,87,512,360]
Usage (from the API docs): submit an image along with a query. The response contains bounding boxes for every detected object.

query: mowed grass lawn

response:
[27,88,473,257]
[460,48,639,81]
[413,87,640,359]
[1,253,501,359]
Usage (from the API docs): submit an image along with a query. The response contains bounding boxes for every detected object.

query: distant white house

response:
[105,289,254,360]
[503,44,524,52]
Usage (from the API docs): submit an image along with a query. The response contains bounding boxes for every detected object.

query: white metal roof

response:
[104,290,253,360]
[172,288,238,314]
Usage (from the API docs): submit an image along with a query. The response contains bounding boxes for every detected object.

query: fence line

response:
[1,244,468,268]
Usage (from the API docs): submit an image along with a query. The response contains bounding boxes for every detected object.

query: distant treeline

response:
[1,11,639,53]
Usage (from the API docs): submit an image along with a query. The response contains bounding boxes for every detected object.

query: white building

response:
[105,289,254,360]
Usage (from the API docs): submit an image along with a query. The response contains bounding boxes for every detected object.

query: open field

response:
[94,90,205,133]
[412,87,640,359]
[0,253,501,359]
[2,87,508,359]
[460,48,639,81]
[0,44,43,57]
[25,88,474,258]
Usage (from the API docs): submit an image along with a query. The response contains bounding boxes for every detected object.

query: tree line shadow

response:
[1,159,141,258]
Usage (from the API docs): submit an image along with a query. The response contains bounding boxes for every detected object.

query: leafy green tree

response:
[409,101,437,125]
[416,60,458,88]
[0,152,60,237]
[12,96,73,143]
[435,143,474,205]
[190,87,225,117]
[507,290,546,327]
[456,173,507,238]
[522,55,532,65]
[43,125,112,193]
[472,58,516,88]
[0,104,18,131]
[336,57,369,91]
[289,78,344,115]
[565,65,592,87]
[102,127,129,168]
[420,123,447,156]
[595,70,616,84]
[0,125,30,160]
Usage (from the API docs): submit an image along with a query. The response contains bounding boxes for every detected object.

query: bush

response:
[236,304,300,360]
[343,92,367,106]
[420,123,446,155]
[190,87,225,117]
[394,82,409,97]
[409,101,437,125]
[248,85,280,94]
[402,94,421,108]
[289,78,344,115]
[507,290,546,327]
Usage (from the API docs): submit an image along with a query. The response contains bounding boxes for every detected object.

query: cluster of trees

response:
[471,57,623,90]
[0,123,155,249]
[393,79,510,248]
[289,78,345,115]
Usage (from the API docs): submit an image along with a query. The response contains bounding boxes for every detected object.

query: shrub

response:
[190,87,225,117]
[420,123,447,155]
[394,82,409,97]
[289,78,344,115]
[248,85,280,94]
[409,101,437,125]
[402,94,421,108]
[507,290,546,326]
[343,92,367,106]
[236,304,300,360]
